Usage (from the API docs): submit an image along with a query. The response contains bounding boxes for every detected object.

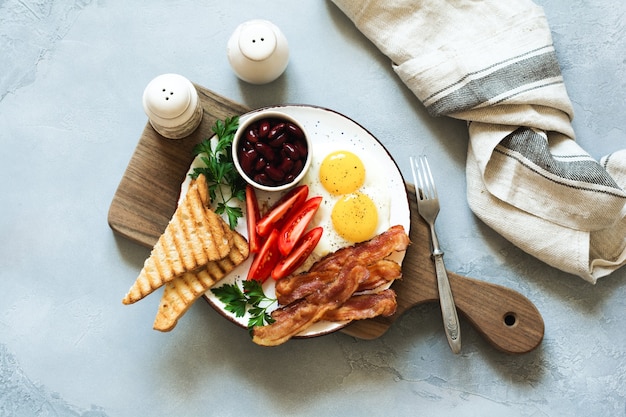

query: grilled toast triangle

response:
[122,174,234,304]
[153,230,250,331]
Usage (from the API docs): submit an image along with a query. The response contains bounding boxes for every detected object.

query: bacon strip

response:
[252,262,368,346]
[309,225,409,273]
[275,259,402,306]
[251,225,410,346]
[320,289,397,322]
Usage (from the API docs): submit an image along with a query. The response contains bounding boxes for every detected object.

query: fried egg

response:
[303,144,391,258]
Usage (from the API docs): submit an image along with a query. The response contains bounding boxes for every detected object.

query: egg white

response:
[302,141,391,259]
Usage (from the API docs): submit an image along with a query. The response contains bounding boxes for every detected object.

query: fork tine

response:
[419,155,438,200]
[410,155,437,200]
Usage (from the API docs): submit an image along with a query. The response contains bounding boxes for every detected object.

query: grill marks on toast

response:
[122,175,238,305]
[170,177,233,269]
[153,231,250,331]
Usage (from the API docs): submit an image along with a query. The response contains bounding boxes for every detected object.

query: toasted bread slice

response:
[122,175,234,305]
[153,230,250,331]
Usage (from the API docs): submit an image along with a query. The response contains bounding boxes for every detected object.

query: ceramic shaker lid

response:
[227,20,289,84]
[143,74,194,124]
[142,74,203,139]
[238,20,278,61]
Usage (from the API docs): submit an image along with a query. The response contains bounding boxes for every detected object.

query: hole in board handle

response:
[504,312,517,327]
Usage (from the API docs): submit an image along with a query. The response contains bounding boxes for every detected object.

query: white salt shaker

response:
[227,20,289,84]
[142,74,203,139]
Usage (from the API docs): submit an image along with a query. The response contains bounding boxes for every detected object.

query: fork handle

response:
[433,251,462,354]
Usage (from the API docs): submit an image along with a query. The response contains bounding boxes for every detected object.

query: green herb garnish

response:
[211,280,277,334]
[190,116,246,229]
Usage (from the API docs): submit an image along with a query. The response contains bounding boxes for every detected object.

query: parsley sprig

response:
[211,280,276,333]
[190,116,246,229]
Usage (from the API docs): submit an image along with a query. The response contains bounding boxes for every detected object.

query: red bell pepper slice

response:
[277,196,323,256]
[256,184,308,237]
[245,185,262,253]
[247,229,280,282]
[272,227,323,280]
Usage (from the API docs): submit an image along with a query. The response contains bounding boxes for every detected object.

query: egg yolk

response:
[331,192,378,243]
[319,150,365,195]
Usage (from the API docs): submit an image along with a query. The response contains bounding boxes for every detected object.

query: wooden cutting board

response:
[108,85,544,354]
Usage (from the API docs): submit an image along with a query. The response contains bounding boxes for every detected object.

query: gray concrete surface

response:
[1,1,624,416]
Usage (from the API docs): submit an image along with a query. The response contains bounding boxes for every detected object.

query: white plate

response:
[182,105,411,338]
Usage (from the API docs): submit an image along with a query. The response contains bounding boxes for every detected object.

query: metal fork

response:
[410,155,462,354]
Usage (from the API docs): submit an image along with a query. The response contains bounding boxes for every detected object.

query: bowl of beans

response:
[233,110,311,192]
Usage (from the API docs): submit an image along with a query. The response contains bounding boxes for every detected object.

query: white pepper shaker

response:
[142,73,203,139]
[227,20,289,84]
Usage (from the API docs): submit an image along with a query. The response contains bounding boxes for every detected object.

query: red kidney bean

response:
[258,121,271,138]
[253,173,271,186]
[239,148,257,174]
[278,157,294,173]
[269,132,288,147]
[293,139,307,156]
[254,142,276,161]
[282,142,299,160]
[267,123,285,140]
[242,139,255,151]
[290,159,303,177]
[285,122,304,139]
[246,128,259,143]
[254,156,267,171]
[265,165,285,182]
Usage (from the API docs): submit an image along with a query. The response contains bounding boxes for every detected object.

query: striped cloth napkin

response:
[331,0,626,283]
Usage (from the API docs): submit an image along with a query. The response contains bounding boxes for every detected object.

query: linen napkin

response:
[330,0,626,283]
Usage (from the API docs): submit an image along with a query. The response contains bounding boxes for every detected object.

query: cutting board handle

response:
[447,271,544,354]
